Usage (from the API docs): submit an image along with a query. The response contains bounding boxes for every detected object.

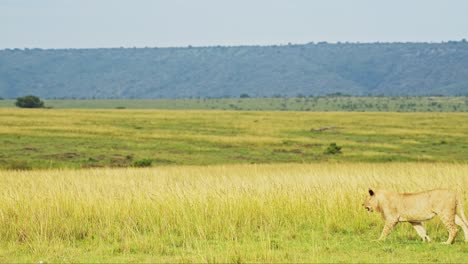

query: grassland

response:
[0,108,467,169]
[1,163,468,262]
[1,106,467,262]
[0,96,467,111]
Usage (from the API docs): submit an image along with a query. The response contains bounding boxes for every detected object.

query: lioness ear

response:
[369,189,375,196]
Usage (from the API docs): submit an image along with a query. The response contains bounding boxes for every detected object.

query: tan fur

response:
[363,189,468,244]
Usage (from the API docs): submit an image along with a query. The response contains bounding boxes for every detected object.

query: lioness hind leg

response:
[455,215,468,242]
[411,222,431,242]
[440,214,458,244]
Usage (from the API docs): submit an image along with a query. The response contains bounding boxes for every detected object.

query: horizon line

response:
[1,39,467,51]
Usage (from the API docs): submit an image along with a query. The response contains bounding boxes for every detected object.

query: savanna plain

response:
[0,107,468,262]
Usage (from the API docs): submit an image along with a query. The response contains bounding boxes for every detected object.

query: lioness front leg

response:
[379,220,398,240]
[411,222,431,242]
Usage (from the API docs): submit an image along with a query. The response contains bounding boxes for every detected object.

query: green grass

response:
[5,234,468,263]
[0,96,467,111]
[0,108,467,169]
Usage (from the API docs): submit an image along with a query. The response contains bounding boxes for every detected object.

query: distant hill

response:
[1,41,468,99]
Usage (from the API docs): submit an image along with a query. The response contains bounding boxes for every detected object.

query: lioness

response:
[363,189,468,244]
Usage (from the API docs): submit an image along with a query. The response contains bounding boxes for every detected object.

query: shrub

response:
[15,95,44,108]
[133,158,152,167]
[324,143,342,155]
[7,161,32,170]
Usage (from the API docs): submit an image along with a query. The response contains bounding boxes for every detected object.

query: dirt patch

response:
[218,144,234,148]
[43,152,80,160]
[303,143,323,147]
[273,149,303,154]
[23,147,39,151]
[152,158,175,164]
[233,155,249,160]
[110,157,130,167]
[61,152,79,159]
[81,163,105,168]
[109,154,135,167]
[94,155,106,160]
[311,126,342,132]
[289,149,302,154]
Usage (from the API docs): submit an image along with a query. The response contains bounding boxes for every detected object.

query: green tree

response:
[15,95,44,108]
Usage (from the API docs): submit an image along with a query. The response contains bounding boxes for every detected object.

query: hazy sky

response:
[1,0,467,48]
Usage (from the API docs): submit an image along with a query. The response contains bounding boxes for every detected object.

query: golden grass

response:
[1,163,468,262]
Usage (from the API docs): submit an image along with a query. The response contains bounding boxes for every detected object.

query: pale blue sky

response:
[1,0,467,48]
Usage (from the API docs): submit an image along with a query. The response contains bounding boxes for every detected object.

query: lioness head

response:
[362,189,378,213]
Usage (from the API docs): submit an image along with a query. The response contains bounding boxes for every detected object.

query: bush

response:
[324,143,342,155]
[7,161,32,170]
[133,159,153,167]
[15,95,44,108]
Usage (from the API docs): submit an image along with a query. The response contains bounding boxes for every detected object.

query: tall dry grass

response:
[1,163,467,260]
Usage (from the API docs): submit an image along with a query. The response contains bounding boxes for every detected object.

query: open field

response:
[0,97,467,111]
[0,108,468,169]
[1,108,467,262]
[1,163,468,262]
[0,108,467,169]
